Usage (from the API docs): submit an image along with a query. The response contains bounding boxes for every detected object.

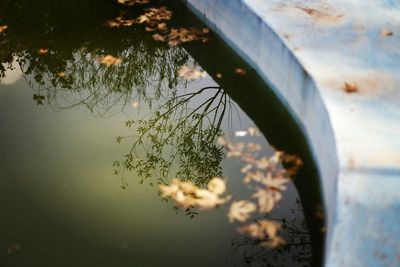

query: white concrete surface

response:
[184,0,400,266]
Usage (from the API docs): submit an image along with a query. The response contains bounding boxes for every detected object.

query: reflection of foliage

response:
[114,85,229,186]
[0,0,190,115]
[230,201,312,267]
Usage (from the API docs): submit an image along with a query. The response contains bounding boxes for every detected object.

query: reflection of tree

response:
[114,85,233,187]
[0,0,189,115]
[229,199,312,267]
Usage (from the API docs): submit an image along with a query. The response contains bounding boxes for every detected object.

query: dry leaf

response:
[177,65,206,81]
[261,236,286,248]
[0,25,8,33]
[118,0,149,6]
[57,72,65,78]
[228,200,257,222]
[344,82,358,93]
[253,187,283,213]
[99,55,122,66]
[159,177,229,210]
[381,28,393,36]
[234,68,246,76]
[38,48,49,54]
[104,16,135,28]
[152,33,166,42]
[238,220,281,240]
[215,73,222,79]
[207,177,226,195]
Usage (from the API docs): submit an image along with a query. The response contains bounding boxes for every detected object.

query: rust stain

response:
[296,5,344,25]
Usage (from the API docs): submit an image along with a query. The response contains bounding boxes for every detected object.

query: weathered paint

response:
[183,0,400,266]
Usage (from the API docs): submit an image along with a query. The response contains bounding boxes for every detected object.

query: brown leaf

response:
[234,68,246,76]
[38,48,49,54]
[381,28,393,36]
[99,55,122,66]
[117,0,149,6]
[344,82,358,93]
[0,25,7,33]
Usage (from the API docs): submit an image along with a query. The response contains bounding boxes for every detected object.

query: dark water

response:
[0,1,324,266]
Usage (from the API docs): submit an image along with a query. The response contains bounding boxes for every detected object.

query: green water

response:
[0,1,323,266]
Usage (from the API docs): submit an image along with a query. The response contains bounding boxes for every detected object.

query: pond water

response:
[0,1,324,266]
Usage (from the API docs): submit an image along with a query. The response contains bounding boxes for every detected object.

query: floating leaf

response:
[234,68,246,76]
[99,55,122,67]
[104,15,135,28]
[117,0,149,6]
[0,25,8,33]
[228,200,257,222]
[177,65,206,81]
[38,48,49,54]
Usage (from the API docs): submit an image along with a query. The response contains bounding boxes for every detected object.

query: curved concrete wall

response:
[183,0,400,266]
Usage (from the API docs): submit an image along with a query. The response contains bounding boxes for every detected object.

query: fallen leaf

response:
[253,187,283,213]
[238,220,281,240]
[215,73,222,79]
[228,200,257,222]
[381,28,393,36]
[38,48,49,54]
[104,15,135,28]
[0,25,7,33]
[152,33,166,42]
[118,0,149,6]
[344,82,358,93]
[57,72,65,78]
[207,177,226,195]
[234,68,246,76]
[177,65,206,81]
[99,55,122,67]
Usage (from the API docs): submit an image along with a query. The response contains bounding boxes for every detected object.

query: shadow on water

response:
[0,0,325,266]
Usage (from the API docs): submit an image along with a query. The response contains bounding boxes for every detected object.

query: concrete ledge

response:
[184,0,400,266]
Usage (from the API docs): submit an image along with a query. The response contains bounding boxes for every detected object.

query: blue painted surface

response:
[184,0,400,266]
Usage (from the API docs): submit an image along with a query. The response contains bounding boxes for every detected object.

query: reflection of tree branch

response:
[115,85,230,187]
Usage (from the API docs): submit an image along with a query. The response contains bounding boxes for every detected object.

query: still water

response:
[0,1,323,266]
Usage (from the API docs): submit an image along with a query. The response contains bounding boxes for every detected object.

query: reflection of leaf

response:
[99,55,122,66]
[32,94,45,105]
[228,200,256,222]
